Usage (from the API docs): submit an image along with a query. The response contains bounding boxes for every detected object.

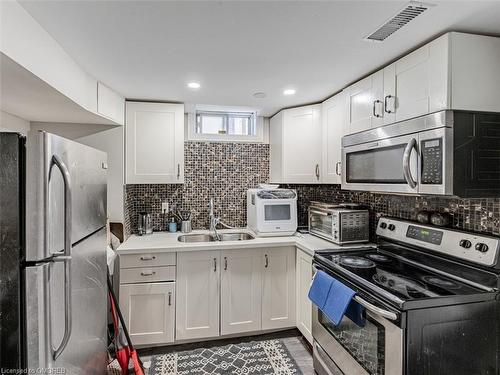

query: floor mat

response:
[149,338,303,375]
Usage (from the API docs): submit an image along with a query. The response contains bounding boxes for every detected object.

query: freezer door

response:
[25,228,107,373]
[25,130,107,261]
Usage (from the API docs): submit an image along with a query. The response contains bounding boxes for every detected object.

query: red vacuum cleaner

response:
[108,272,145,375]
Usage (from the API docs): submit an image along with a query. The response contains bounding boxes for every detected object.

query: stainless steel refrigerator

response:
[0,130,108,373]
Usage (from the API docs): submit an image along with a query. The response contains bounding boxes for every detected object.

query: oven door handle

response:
[353,295,398,321]
[402,138,417,189]
[309,209,332,216]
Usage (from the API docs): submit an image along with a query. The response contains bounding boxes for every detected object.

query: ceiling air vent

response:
[365,2,431,42]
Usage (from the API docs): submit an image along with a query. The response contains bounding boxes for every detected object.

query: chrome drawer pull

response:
[140,271,156,276]
[168,292,172,306]
[140,256,156,261]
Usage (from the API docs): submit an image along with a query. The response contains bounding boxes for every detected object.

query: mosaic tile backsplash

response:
[124,142,499,239]
[124,142,269,235]
[284,184,500,239]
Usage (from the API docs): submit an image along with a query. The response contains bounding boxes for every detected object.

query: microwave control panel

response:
[421,138,443,184]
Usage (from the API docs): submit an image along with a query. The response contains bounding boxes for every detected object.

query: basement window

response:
[196,111,256,136]
[188,109,263,142]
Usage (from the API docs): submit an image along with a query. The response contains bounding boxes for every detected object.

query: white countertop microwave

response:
[247,188,298,236]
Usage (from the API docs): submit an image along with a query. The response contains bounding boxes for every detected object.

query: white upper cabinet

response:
[344,32,500,135]
[125,101,184,184]
[270,104,322,183]
[344,71,385,134]
[220,249,262,335]
[389,34,449,123]
[321,92,346,184]
[97,82,125,125]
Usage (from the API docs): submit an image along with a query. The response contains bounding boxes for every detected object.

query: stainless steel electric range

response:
[312,217,500,375]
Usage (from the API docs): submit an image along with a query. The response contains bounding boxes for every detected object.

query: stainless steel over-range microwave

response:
[341,110,500,197]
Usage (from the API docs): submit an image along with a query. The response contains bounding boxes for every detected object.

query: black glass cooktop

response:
[315,249,485,304]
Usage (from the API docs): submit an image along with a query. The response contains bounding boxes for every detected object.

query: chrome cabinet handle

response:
[177,164,180,179]
[384,95,395,114]
[48,155,73,360]
[213,258,217,272]
[353,295,398,321]
[402,138,418,189]
[168,292,172,306]
[224,256,228,271]
[264,254,269,268]
[373,100,383,118]
[140,271,156,276]
[335,161,341,176]
[140,255,156,261]
[315,164,320,180]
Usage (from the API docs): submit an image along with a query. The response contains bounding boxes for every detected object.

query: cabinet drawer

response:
[120,252,176,268]
[120,266,176,284]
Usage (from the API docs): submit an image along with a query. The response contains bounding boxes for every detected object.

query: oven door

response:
[341,133,419,194]
[308,207,334,241]
[312,266,404,375]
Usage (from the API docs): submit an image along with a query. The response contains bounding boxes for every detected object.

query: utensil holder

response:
[181,220,192,233]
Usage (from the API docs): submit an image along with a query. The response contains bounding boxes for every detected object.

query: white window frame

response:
[187,106,264,143]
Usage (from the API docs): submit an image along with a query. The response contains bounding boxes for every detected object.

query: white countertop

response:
[117,228,374,256]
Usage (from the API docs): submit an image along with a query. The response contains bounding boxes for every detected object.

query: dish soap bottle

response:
[168,217,177,233]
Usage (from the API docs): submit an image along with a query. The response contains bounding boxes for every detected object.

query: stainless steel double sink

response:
[178,232,255,243]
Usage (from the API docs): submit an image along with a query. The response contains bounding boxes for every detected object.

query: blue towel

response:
[322,279,356,325]
[308,271,365,327]
[345,300,365,328]
[308,270,333,310]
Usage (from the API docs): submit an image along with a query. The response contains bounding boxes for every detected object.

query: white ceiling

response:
[19,1,500,116]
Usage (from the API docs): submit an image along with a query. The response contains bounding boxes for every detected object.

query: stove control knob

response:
[475,243,489,253]
[459,240,472,249]
[379,222,387,229]
[388,224,396,231]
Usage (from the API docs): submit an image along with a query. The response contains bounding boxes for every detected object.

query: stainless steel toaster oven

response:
[308,203,369,244]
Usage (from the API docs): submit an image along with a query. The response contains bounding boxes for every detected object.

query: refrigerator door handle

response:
[49,155,73,360]
[49,155,72,258]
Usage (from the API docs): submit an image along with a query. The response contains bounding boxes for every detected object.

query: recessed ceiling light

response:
[187,82,201,89]
[283,89,296,96]
[253,92,266,99]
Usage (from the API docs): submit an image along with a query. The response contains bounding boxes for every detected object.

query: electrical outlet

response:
[161,202,169,213]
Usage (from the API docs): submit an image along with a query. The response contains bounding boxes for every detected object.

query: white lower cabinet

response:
[176,250,220,341]
[296,248,313,344]
[119,282,175,346]
[262,247,296,330]
[220,249,262,335]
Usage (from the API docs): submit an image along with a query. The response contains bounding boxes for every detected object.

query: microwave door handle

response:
[353,295,398,321]
[402,138,417,189]
[48,155,73,360]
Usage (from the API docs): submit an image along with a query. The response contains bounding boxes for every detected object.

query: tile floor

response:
[137,329,314,374]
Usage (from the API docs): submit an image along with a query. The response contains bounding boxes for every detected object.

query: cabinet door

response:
[296,248,313,344]
[345,76,374,134]
[262,247,296,330]
[283,105,322,183]
[322,93,345,183]
[220,249,262,335]
[119,282,175,346]
[393,35,449,122]
[176,251,220,340]
[125,101,184,184]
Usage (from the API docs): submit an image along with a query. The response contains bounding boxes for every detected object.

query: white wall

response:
[31,122,125,223]
[78,127,124,223]
[0,110,30,133]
